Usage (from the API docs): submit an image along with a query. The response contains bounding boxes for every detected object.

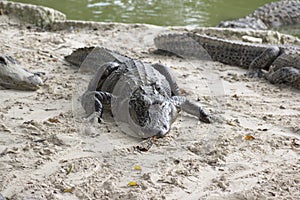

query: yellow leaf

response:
[62,187,75,193]
[134,165,142,171]
[128,181,138,186]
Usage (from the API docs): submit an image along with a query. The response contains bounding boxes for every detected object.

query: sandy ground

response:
[0,16,300,200]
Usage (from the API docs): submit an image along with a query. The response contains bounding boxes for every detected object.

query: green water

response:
[11,0,275,27]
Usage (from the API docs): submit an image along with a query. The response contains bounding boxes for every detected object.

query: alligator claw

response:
[33,71,46,76]
[97,116,102,123]
[247,69,263,78]
[199,108,212,123]
[202,115,212,124]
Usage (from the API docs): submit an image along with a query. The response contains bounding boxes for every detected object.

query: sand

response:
[0,9,300,200]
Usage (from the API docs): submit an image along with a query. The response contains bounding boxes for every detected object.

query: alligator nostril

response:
[163,124,169,131]
[156,131,164,138]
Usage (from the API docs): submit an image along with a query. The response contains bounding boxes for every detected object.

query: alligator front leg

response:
[266,66,300,89]
[81,90,113,122]
[248,46,280,78]
[153,63,211,123]
[171,96,211,123]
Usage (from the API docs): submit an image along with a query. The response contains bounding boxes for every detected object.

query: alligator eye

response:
[156,85,161,91]
[152,100,162,105]
[163,124,168,130]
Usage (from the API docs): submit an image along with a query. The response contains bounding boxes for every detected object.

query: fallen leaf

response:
[134,165,142,171]
[128,181,138,186]
[245,135,255,140]
[62,187,75,193]
[66,164,73,175]
[48,118,60,123]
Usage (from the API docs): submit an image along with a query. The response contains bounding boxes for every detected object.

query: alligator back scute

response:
[218,0,300,29]
[251,0,300,28]
[155,33,271,69]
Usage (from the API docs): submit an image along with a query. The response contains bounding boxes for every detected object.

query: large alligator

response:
[0,55,43,90]
[65,47,211,139]
[154,33,300,89]
[218,0,300,30]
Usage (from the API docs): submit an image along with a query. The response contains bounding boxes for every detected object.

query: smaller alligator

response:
[154,33,300,89]
[65,47,211,139]
[218,0,300,30]
[0,55,43,90]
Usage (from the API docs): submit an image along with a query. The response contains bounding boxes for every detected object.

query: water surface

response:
[11,0,274,27]
[9,0,300,36]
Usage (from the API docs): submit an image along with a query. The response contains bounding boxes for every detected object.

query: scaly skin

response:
[218,0,300,30]
[65,47,211,139]
[154,32,300,89]
[0,55,43,90]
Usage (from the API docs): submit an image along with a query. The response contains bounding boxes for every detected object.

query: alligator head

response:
[128,84,179,138]
[218,17,268,30]
[0,55,43,90]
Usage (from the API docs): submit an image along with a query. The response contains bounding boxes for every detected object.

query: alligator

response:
[0,55,44,90]
[65,47,211,139]
[154,33,300,89]
[218,0,300,30]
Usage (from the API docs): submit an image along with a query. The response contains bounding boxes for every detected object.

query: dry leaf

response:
[245,135,255,140]
[48,118,60,123]
[62,187,75,193]
[66,164,73,175]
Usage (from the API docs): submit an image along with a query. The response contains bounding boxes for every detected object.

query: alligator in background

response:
[65,47,211,139]
[218,0,300,30]
[154,33,300,89]
[0,55,43,90]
